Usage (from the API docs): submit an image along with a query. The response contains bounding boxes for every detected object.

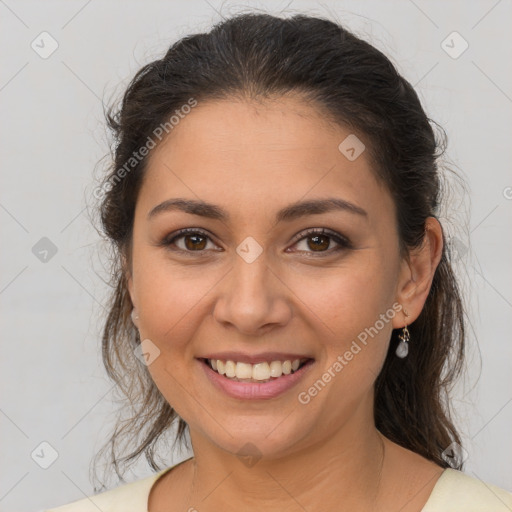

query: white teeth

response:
[269,360,282,377]
[252,362,270,381]
[225,360,236,378]
[235,362,253,379]
[207,358,305,380]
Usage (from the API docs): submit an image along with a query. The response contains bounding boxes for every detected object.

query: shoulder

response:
[422,469,512,511]
[43,467,173,512]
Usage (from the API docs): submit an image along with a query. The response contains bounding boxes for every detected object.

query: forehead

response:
[137,96,393,225]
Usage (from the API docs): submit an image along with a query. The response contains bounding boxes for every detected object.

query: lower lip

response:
[199,359,314,400]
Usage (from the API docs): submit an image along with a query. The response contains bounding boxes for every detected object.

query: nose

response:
[212,252,293,336]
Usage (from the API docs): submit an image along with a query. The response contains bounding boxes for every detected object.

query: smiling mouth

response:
[200,357,312,383]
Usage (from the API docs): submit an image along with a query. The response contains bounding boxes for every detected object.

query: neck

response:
[186,417,386,511]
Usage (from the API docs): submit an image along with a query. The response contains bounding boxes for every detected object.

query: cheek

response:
[132,254,219,418]
[291,263,395,424]
[289,251,398,407]
[132,249,219,353]
[289,251,398,344]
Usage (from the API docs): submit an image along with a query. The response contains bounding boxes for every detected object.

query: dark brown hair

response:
[91,12,466,489]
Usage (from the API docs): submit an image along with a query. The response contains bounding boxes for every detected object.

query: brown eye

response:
[307,234,330,251]
[183,234,207,250]
[290,228,351,256]
[162,228,218,253]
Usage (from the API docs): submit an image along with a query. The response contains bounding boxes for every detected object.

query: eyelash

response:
[160,227,352,257]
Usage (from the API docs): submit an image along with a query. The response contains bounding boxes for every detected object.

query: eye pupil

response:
[185,234,207,250]
[308,234,330,251]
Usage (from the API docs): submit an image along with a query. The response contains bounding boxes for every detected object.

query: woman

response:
[46,12,512,512]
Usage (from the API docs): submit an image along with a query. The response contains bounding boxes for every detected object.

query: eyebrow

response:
[147,197,368,223]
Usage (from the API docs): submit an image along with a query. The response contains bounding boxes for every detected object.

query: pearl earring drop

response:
[395,309,410,359]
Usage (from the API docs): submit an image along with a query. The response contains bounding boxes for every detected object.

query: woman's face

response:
[127,95,407,459]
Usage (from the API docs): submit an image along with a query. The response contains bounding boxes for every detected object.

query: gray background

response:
[1,1,511,510]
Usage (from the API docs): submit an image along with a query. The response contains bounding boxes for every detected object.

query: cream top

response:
[44,459,512,511]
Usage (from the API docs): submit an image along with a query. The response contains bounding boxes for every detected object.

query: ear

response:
[392,217,444,328]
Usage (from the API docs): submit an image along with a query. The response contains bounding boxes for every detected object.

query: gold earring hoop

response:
[396,309,410,359]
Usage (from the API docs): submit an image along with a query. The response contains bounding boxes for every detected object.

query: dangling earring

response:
[396,309,410,358]
[131,308,139,328]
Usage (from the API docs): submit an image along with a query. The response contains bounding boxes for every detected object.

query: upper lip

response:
[199,352,314,364]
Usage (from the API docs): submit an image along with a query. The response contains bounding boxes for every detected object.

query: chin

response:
[193,411,321,462]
